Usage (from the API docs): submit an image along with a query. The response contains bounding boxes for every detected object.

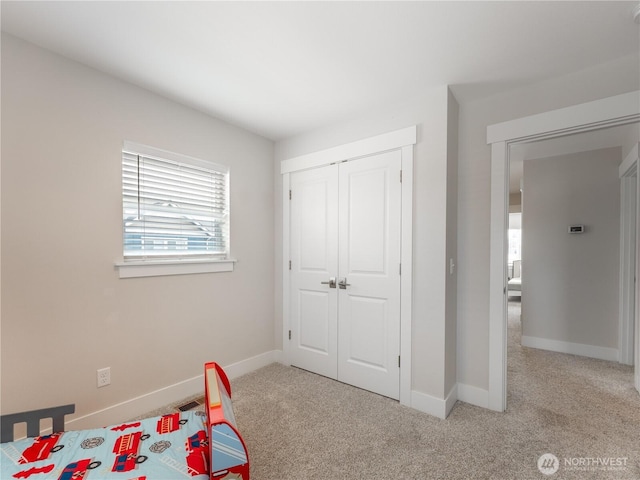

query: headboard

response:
[0,404,75,443]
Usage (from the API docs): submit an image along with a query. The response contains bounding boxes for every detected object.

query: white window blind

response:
[122,143,229,260]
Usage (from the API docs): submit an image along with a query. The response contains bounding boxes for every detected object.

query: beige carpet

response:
[150,301,640,479]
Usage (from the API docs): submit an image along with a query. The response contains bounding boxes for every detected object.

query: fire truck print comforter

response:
[1,410,210,479]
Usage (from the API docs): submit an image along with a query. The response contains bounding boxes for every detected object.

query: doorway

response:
[487,91,640,411]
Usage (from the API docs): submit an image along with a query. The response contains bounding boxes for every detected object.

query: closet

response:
[281,127,415,400]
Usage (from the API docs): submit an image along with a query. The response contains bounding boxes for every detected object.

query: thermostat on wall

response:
[568,225,585,234]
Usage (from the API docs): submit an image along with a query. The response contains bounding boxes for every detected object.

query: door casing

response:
[487,91,640,411]
[281,126,416,406]
[619,145,638,367]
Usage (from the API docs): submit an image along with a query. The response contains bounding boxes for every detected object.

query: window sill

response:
[116,258,236,279]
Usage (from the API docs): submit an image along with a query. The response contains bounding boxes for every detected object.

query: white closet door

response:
[289,151,401,399]
[337,151,402,400]
[289,165,339,379]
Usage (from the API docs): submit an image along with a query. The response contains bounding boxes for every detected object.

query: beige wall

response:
[274,86,459,403]
[1,34,275,422]
[509,193,522,213]
[521,148,621,350]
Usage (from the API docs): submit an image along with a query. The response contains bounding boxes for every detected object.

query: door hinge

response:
[400,170,403,183]
[289,189,292,200]
[399,263,402,275]
[289,260,292,270]
[289,330,292,340]
[398,356,401,367]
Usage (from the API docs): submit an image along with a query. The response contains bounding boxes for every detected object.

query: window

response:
[119,142,232,276]
[508,213,521,265]
[508,228,521,264]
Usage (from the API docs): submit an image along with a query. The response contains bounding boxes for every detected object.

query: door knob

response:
[338,278,351,289]
[321,277,337,288]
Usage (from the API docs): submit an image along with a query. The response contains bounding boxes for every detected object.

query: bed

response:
[508,276,521,297]
[0,362,249,480]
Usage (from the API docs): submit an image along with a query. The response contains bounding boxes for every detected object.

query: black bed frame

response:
[0,404,75,443]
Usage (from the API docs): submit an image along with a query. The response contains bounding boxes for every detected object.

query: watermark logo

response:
[537,453,560,475]
[537,453,629,475]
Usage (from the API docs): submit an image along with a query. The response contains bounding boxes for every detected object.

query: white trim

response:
[619,149,638,365]
[281,173,291,366]
[116,258,236,278]
[444,384,458,417]
[280,126,417,174]
[123,140,229,173]
[65,351,279,431]
[222,350,284,379]
[488,141,509,412]
[487,91,640,144]
[457,383,489,409]
[487,91,640,412]
[522,336,618,362]
[281,127,416,406]
[399,144,413,407]
[619,143,639,177]
[410,384,457,419]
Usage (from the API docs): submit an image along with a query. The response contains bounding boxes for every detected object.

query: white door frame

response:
[281,126,416,406]
[486,91,640,411]
[619,144,638,366]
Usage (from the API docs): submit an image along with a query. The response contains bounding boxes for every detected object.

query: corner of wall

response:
[456,382,489,409]
[411,382,458,419]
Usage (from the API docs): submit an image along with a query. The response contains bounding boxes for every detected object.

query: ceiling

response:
[2,1,639,141]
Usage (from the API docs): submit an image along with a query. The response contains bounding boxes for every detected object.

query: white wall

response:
[275,86,459,411]
[1,34,275,424]
[456,53,639,393]
[521,148,621,358]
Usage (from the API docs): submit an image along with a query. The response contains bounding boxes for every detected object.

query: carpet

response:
[148,301,640,479]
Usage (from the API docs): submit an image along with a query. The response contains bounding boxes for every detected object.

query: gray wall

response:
[1,34,275,423]
[521,148,621,354]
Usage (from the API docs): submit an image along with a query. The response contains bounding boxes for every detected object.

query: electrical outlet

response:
[97,367,111,388]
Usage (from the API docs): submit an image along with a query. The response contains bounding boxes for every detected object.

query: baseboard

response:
[66,350,281,431]
[444,384,458,417]
[521,335,618,362]
[222,350,283,379]
[457,383,489,409]
[411,383,457,419]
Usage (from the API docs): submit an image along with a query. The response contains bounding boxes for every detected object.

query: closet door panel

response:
[337,151,402,400]
[289,165,339,379]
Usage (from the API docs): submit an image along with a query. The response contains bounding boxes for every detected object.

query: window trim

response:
[116,258,236,279]
[117,141,234,278]
[123,140,229,176]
